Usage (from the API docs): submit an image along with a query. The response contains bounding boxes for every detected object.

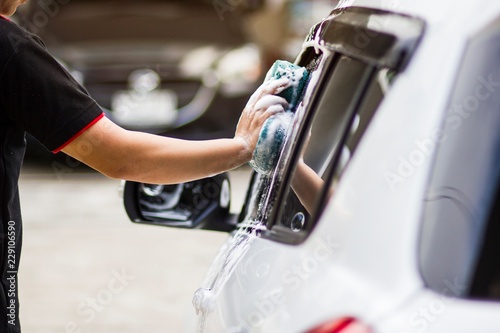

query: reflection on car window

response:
[326,68,392,191]
[264,52,396,244]
[419,23,500,300]
[281,55,373,225]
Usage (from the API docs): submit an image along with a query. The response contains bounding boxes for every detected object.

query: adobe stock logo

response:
[18,0,71,34]
[384,74,500,192]
[238,235,340,329]
[212,0,257,21]
[59,267,135,333]
[8,0,72,52]
[403,277,467,333]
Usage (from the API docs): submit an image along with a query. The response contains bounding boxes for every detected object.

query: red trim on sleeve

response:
[52,113,105,153]
[0,15,11,21]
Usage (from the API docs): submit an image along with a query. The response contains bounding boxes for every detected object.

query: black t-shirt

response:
[0,16,103,333]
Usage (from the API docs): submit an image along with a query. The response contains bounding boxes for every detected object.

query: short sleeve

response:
[0,26,103,152]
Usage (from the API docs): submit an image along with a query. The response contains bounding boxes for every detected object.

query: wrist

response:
[233,136,253,164]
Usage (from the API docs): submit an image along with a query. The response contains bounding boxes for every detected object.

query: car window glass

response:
[419,23,500,300]
[326,68,393,190]
[265,55,388,243]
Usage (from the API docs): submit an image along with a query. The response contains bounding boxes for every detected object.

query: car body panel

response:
[188,1,500,332]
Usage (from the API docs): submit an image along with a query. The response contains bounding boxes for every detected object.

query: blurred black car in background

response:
[15,0,264,163]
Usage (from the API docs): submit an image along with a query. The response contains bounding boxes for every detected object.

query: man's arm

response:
[62,78,289,184]
[291,159,325,215]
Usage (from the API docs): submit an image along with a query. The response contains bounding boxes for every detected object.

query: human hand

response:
[234,78,290,160]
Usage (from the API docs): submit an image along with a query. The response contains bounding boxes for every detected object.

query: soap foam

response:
[250,111,294,175]
[250,60,309,175]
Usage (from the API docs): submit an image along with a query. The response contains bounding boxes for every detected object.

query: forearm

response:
[291,160,324,214]
[119,132,250,184]
[63,117,250,184]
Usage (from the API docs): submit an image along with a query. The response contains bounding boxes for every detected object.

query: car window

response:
[239,7,424,243]
[265,61,393,244]
[419,20,500,300]
[271,54,373,234]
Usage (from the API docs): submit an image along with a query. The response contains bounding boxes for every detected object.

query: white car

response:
[123,0,500,332]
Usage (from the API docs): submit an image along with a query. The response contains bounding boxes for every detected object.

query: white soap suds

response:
[254,94,288,111]
[192,287,215,316]
[277,66,306,88]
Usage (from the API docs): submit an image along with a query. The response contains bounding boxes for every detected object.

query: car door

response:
[191,7,425,333]
[369,14,500,331]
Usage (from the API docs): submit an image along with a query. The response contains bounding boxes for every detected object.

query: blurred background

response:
[12,0,336,331]
[15,0,336,164]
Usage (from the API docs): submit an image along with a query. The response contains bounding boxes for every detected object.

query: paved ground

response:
[17,162,252,333]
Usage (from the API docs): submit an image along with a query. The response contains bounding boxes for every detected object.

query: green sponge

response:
[265,60,310,113]
[249,60,310,175]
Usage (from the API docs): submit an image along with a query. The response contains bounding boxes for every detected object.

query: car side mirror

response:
[123,173,237,232]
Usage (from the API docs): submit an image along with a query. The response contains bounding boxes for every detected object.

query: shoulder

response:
[0,19,45,60]
[0,20,58,83]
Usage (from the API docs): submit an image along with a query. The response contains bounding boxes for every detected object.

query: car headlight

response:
[179,46,220,78]
[128,69,161,93]
[216,44,262,97]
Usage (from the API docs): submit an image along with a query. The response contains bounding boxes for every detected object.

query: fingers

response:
[254,95,289,113]
[234,77,292,158]
[266,104,286,114]
[260,77,291,95]
[246,77,291,110]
